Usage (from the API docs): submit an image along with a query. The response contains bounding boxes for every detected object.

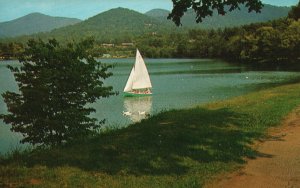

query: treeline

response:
[137,2,300,63]
[0,42,24,60]
[136,18,300,63]
[1,8,299,63]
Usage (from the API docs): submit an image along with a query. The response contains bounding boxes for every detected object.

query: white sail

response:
[132,49,152,89]
[123,49,152,92]
[124,67,135,92]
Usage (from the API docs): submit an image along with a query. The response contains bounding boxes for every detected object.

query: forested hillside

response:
[40,8,177,43]
[0,4,298,63]
[0,13,81,38]
[146,4,291,28]
[137,18,300,64]
[1,4,290,43]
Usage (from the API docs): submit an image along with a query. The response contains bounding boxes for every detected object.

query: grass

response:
[1,83,300,187]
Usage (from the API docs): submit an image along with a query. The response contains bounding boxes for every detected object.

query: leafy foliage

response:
[139,17,300,63]
[226,19,300,62]
[0,38,115,145]
[0,7,297,63]
[0,42,24,59]
[168,0,263,26]
[146,5,291,29]
[171,4,290,28]
[1,18,299,63]
[288,0,300,20]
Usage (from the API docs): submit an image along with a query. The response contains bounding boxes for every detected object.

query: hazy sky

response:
[0,0,298,22]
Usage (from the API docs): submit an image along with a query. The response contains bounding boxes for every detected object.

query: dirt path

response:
[207,107,300,188]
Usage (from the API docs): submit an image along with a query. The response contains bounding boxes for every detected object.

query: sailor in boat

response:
[131,88,151,95]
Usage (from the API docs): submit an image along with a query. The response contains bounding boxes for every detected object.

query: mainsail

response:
[124,49,152,92]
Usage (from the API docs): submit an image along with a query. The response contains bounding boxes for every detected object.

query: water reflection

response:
[123,96,152,122]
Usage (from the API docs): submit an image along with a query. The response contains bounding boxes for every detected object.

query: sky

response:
[0,0,298,22]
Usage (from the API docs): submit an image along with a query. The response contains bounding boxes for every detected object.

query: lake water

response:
[1,58,300,154]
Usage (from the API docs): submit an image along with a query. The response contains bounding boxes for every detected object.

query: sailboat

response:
[123,49,152,97]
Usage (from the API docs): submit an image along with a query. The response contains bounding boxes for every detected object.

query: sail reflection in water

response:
[123,96,152,122]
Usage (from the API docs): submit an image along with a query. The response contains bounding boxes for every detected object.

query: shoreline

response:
[1,82,300,187]
[207,106,300,188]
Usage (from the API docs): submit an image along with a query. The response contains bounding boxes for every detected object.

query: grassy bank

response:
[1,83,300,187]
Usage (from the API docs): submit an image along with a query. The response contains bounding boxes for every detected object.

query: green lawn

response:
[1,83,300,188]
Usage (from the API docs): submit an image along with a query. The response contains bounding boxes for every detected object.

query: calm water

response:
[1,58,300,154]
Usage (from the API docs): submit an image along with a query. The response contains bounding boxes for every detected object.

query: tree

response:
[280,20,300,61]
[168,0,263,26]
[288,1,300,20]
[0,42,24,59]
[0,38,115,146]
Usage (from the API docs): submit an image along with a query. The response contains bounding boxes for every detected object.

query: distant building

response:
[102,54,111,58]
[102,43,115,47]
[121,43,134,46]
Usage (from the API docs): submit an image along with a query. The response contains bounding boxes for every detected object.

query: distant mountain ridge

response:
[0,13,81,38]
[40,8,176,42]
[145,4,291,28]
[145,9,170,19]
[0,5,291,42]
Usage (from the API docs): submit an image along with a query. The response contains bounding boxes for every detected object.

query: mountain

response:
[145,9,170,19]
[146,4,291,28]
[45,8,176,42]
[1,5,291,43]
[0,13,82,38]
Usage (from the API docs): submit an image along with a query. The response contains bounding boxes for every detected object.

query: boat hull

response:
[123,92,152,97]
